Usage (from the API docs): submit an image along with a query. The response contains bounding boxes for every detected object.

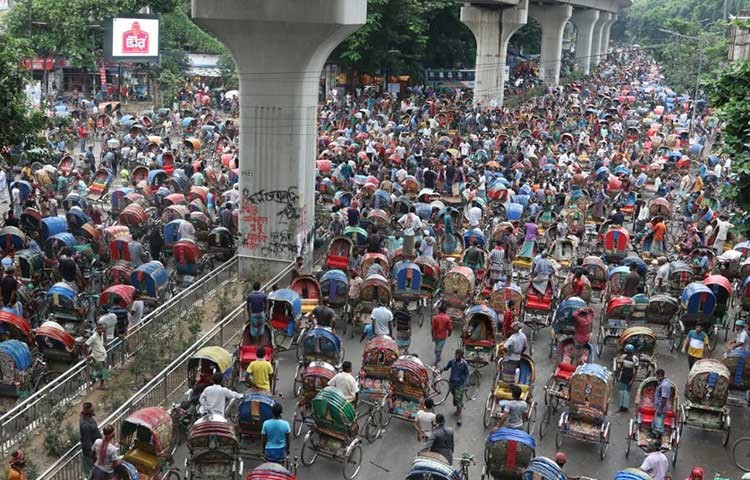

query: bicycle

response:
[427,366,451,406]
[456,452,476,480]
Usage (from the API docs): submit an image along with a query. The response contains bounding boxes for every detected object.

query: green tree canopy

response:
[707,60,750,235]
[0,34,47,151]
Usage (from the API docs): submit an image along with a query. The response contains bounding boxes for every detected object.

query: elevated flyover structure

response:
[461,0,631,106]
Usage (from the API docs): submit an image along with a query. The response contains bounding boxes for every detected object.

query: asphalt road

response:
[166,289,747,480]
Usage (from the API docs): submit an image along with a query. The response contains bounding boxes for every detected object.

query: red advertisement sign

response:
[121,21,149,55]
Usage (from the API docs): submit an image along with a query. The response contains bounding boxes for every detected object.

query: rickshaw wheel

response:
[293,406,306,438]
[431,378,450,406]
[466,370,481,400]
[600,427,610,459]
[732,437,750,471]
[526,402,537,435]
[672,440,679,466]
[300,431,320,466]
[482,393,493,429]
[709,327,718,351]
[555,428,564,449]
[293,364,304,397]
[723,424,731,447]
[596,329,605,356]
[344,443,363,480]
[364,409,383,443]
[539,405,551,438]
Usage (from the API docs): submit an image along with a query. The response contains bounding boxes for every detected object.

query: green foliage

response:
[43,420,79,457]
[707,60,750,235]
[0,34,47,153]
[335,0,476,78]
[218,52,238,90]
[509,19,542,55]
[161,1,224,54]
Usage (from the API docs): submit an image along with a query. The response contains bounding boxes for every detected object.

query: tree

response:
[0,34,47,153]
[707,60,750,235]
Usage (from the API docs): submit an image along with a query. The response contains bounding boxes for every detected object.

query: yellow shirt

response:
[247,359,273,391]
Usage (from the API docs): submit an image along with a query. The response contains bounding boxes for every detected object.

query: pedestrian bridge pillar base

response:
[192,0,367,278]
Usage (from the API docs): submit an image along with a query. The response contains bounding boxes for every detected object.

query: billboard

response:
[104,15,159,63]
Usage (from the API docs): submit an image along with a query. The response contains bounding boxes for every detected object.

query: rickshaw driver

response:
[328,361,359,403]
[727,320,750,352]
[198,372,243,417]
[497,384,528,430]
[502,323,528,381]
[246,346,274,392]
[310,303,336,329]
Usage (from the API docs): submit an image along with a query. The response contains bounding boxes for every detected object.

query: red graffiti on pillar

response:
[241,204,268,249]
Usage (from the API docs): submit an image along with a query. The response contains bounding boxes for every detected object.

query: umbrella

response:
[224,90,239,100]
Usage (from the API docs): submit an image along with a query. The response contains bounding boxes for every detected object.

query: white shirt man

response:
[199,383,243,416]
[640,449,669,480]
[467,206,482,228]
[459,141,470,157]
[129,300,144,328]
[327,370,359,402]
[398,213,422,232]
[371,306,393,336]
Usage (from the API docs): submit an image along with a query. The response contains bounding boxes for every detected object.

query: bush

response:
[43,421,79,457]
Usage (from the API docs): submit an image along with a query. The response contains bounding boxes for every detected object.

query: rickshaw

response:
[0,227,26,254]
[671,283,717,352]
[40,216,67,242]
[173,239,203,281]
[596,297,634,354]
[614,469,652,480]
[225,390,279,459]
[188,346,233,390]
[582,256,608,293]
[539,337,594,438]
[352,275,391,338]
[649,197,672,218]
[326,236,355,270]
[20,208,42,234]
[489,282,524,318]
[523,457,566,480]
[15,249,44,284]
[680,359,731,446]
[344,226,368,248]
[319,270,349,319]
[484,354,537,433]
[552,237,577,269]
[293,327,342,394]
[246,463,295,480]
[99,285,135,336]
[626,376,681,465]
[367,209,390,231]
[552,362,613,459]
[382,355,434,424]
[723,349,750,405]
[232,324,278,393]
[268,289,303,351]
[0,339,47,396]
[549,297,587,356]
[300,386,384,479]
[62,192,88,211]
[605,266,630,300]
[461,305,498,398]
[89,168,114,200]
[614,327,658,380]
[120,204,151,239]
[162,205,190,224]
[642,294,679,340]
[481,428,536,480]
[131,261,171,307]
[293,360,336,438]
[164,220,189,249]
[34,320,78,365]
[668,260,694,297]
[291,275,321,316]
[120,407,179,480]
[361,253,389,278]
[207,227,234,262]
[391,261,423,326]
[65,207,91,233]
[703,275,732,337]
[44,232,77,259]
[357,337,398,404]
[559,273,592,302]
[185,415,242,480]
[46,282,92,334]
[439,266,475,326]
[109,237,134,263]
[524,278,555,348]
[415,256,441,308]
[406,453,457,480]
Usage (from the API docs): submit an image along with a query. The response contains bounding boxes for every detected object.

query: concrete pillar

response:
[192,0,367,277]
[529,3,573,86]
[461,0,528,108]
[571,9,599,75]
[591,11,612,67]
[602,14,618,59]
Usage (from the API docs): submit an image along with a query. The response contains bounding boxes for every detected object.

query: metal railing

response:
[0,256,239,459]
[37,261,294,480]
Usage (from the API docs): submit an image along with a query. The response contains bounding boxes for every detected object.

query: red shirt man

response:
[431,306,452,364]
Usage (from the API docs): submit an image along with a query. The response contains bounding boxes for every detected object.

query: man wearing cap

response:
[80,402,101,479]
[728,320,750,352]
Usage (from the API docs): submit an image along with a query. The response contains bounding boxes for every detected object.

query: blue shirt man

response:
[262,403,291,462]
[246,283,268,337]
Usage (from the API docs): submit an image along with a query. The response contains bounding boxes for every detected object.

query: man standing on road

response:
[431,305,452,365]
[422,414,454,465]
[503,322,528,379]
[443,349,469,425]
[371,305,393,337]
[682,323,709,368]
[246,347,274,392]
[261,403,291,463]
[640,441,669,480]
[246,282,268,340]
[80,402,101,480]
[653,369,673,436]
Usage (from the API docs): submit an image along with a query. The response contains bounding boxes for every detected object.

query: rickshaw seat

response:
[326,256,349,270]
[241,345,273,365]
[124,444,159,473]
[270,317,288,330]
[465,339,494,348]
[554,362,576,380]
[638,406,675,427]
[495,382,529,401]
